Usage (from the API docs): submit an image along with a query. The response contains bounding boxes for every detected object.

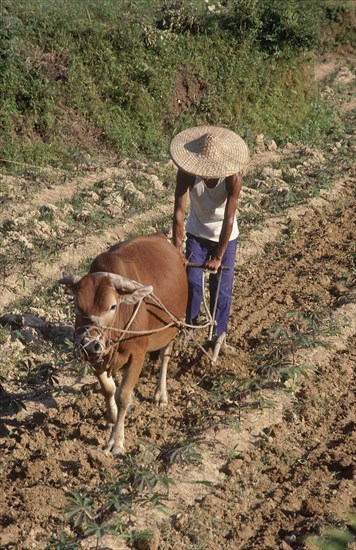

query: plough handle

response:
[187,262,230,271]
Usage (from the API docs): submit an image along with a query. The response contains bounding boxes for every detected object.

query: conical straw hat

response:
[170,125,249,178]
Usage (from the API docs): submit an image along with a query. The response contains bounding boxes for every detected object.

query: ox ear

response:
[58,275,83,290]
[119,285,153,305]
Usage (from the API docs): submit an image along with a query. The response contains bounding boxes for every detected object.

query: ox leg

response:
[104,355,144,457]
[154,341,173,407]
[96,369,118,425]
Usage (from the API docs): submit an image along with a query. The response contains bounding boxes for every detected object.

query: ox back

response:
[90,232,188,352]
[60,232,188,456]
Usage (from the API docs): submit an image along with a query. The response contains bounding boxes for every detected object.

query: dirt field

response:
[0,56,355,549]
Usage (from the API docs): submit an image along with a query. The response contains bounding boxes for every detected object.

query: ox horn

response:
[58,275,83,287]
[90,272,144,291]
[90,272,153,303]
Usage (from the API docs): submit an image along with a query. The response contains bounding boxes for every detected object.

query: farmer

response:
[170,125,249,348]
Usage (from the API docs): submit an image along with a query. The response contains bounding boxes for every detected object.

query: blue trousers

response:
[185,233,237,337]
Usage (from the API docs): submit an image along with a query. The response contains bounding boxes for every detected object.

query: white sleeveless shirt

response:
[186,177,239,242]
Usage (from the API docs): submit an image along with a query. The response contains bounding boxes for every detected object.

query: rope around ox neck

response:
[111,292,214,360]
[75,291,215,361]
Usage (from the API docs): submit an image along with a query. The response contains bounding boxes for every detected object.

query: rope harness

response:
[75,266,228,363]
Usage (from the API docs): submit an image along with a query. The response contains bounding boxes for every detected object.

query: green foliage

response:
[306,511,356,549]
[18,359,59,386]
[0,384,27,413]
[156,0,203,34]
[319,0,356,51]
[157,437,204,467]
[54,445,174,545]
[65,492,96,529]
[248,308,338,391]
[0,356,61,413]
[0,0,343,168]
[206,306,336,419]
[45,531,80,550]
[219,0,322,55]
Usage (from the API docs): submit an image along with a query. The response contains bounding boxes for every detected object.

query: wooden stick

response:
[187,262,230,270]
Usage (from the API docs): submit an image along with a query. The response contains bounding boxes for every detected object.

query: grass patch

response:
[0,0,348,169]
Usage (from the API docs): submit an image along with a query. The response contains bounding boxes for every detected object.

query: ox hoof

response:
[103,445,113,456]
[154,393,168,407]
[103,442,126,457]
[112,447,126,458]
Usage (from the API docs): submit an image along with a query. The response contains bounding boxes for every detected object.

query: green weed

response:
[306,510,356,549]
[157,437,204,468]
[253,309,336,388]
[0,384,27,413]
[0,0,342,168]
[54,445,174,546]
[17,358,59,387]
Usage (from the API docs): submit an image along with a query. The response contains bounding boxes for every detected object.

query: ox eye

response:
[110,304,117,311]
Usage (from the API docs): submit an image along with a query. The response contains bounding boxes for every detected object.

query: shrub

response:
[0,0,349,168]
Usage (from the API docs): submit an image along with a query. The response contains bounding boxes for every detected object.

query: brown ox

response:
[59,232,188,456]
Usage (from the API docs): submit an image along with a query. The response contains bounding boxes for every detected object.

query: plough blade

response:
[211,332,226,363]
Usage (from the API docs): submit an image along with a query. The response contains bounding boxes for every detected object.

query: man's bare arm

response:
[172,169,193,255]
[205,172,243,271]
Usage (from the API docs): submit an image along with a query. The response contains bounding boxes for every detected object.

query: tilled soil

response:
[0,57,355,550]
[164,200,355,549]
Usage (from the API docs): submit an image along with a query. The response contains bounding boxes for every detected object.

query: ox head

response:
[59,272,152,360]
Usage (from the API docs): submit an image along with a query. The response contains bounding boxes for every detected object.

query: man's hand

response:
[181,255,189,268]
[204,257,222,273]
